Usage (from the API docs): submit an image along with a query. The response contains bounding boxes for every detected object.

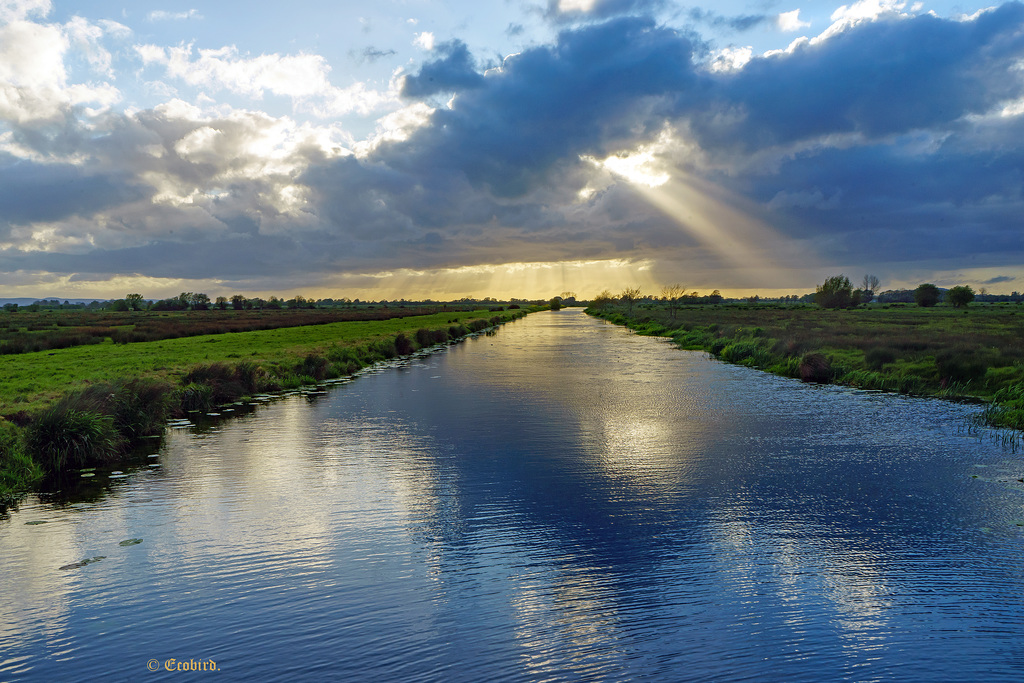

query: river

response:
[2,308,1023,681]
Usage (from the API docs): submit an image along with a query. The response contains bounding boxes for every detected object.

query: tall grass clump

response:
[0,419,42,504]
[26,403,119,473]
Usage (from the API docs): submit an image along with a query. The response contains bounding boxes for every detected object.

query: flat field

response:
[0,309,508,415]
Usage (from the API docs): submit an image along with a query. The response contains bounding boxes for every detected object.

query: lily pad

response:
[119,538,143,547]
[24,520,48,525]
[59,555,106,571]
[80,472,95,478]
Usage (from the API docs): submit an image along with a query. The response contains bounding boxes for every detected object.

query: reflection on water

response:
[3,309,1024,681]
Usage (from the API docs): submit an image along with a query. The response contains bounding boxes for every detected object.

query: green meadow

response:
[0,309,510,415]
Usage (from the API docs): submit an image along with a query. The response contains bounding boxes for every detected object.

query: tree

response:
[815,275,853,309]
[188,292,211,310]
[215,296,229,310]
[662,284,685,320]
[708,289,723,304]
[619,287,643,315]
[914,283,940,307]
[549,296,562,310]
[231,294,246,310]
[947,285,975,308]
[591,290,613,309]
[861,274,880,293]
[124,293,145,311]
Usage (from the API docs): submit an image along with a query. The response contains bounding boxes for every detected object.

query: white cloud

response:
[708,46,753,72]
[136,43,393,118]
[413,32,435,50]
[147,9,201,22]
[0,0,50,22]
[777,9,810,32]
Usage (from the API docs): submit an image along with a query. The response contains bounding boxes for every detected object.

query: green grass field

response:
[0,310,521,415]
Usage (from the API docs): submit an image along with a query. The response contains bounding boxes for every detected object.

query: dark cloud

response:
[401,40,486,98]
[687,9,771,32]
[360,47,397,62]
[0,160,148,224]
[7,5,1024,291]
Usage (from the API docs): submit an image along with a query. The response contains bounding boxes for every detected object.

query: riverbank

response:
[0,307,536,505]
[586,303,1024,434]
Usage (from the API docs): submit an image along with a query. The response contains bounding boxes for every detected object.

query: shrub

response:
[816,275,853,309]
[799,353,832,383]
[415,328,433,347]
[394,333,414,355]
[298,354,329,381]
[947,285,975,308]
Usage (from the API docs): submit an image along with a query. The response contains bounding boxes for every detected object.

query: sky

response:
[2,0,1024,301]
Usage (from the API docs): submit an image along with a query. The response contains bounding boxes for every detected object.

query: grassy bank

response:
[587,303,1024,432]
[0,307,534,505]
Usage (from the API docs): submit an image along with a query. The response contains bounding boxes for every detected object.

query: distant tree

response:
[549,296,562,310]
[591,290,613,309]
[215,296,229,310]
[3,303,18,312]
[747,294,759,305]
[914,283,940,307]
[708,289,723,304]
[662,284,685,319]
[851,289,863,306]
[816,275,853,309]
[189,293,211,310]
[266,296,282,310]
[124,293,145,311]
[230,295,246,310]
[109,299,130,311]
[619,287,643,315]
[861,274,880,293]
[947,285,975,308]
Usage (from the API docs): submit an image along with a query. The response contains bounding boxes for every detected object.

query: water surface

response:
[3,309,1023,681]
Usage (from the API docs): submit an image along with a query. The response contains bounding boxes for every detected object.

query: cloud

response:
[136,43,392,117]
[147,9,201,22]
[777,10,810,32]
[5,3,1024,296]
[983,275,1016,284]
[687,9,771,32]
[545,0,668,22]
[401,40,485,98]
[413,32,435,50]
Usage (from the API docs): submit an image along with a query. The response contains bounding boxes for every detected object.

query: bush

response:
[394,333,414,355]
[947,285,975,308]
[799,353,832,383]
[816,275,854,309]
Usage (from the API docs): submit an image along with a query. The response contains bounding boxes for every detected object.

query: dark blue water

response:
[3,309,1024,681]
